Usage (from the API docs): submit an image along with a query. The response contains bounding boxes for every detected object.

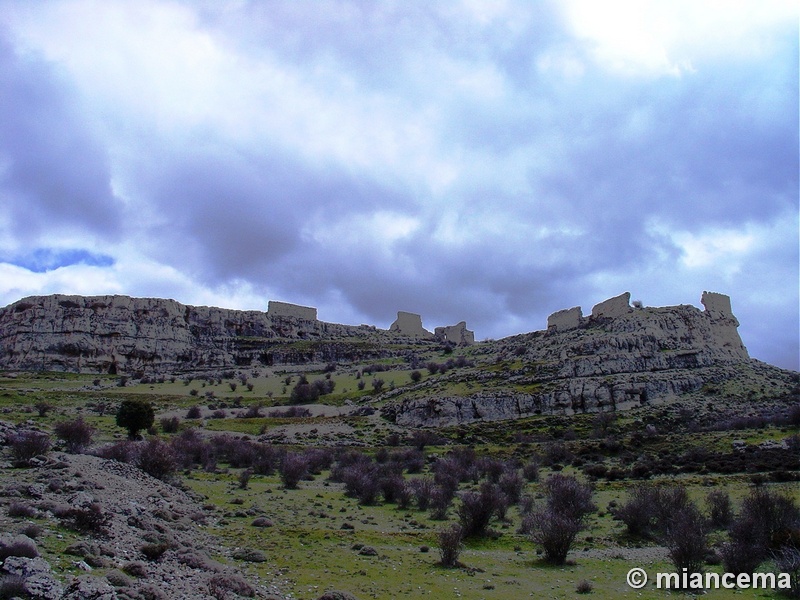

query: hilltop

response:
[0,291,797,599]
[0,290,794,429]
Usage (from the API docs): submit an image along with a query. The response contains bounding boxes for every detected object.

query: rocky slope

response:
[381,292,790,426]
[0,290,792,429]
[0,423,281,599]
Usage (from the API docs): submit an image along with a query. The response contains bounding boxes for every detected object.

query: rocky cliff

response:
[0,294,410,375]
[0,290,778,427]
[383,291,763,426]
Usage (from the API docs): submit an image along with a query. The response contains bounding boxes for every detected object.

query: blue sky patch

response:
[5,248,115,273]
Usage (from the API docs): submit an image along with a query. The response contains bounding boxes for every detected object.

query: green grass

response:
[1,368,797,599]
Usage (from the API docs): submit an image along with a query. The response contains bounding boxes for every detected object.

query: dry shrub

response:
[54,417,95,453]
[0,537,39,561]
[437,523,464,567]
[8,431,51,467]
[208,572,255,599]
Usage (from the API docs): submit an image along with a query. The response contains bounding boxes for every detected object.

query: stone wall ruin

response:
[591,291,632,319]
[389,311,433,339]
[547,306,583,332]
[267,301,317,321]
[434,321,475,345]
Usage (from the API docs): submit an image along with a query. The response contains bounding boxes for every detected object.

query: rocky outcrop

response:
[386,292,754,426]
[0,448,277,599]
[0,295,478,375]
[0,295,417,374]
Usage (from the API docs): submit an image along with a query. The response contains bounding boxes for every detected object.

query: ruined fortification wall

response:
[267,301,317,321]
[389,311,433,339]
[434,322,475,345]
[547,306,582,331]
[389,290,752,426]
[591,291,632,319]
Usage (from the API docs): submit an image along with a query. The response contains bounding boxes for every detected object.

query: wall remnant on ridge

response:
[434,321,475,345]
[547,306,583,332]
[591,292,632,319]
[267,301,317,321]
[389,311,433,339]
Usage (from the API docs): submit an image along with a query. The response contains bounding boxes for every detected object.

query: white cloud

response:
[560,0,798,76]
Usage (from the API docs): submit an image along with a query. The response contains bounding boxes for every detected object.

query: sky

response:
[0,0,797,370]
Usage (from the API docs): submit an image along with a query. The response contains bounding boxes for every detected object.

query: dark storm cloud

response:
[127,142,414,285]
[0,32,122,242]
[0,1,796,369]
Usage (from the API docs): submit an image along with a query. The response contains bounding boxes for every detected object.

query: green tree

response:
[116,399,154,439]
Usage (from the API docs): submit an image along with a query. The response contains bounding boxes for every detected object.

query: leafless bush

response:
[268,406,312,418]
[457,482,504,538]
[137,438,176,481]
[410,430,444,450]
[392,448,425,474]
[411,477,436,511]
[522,458,540,482]
[615,484,688,539]
[528,474,595,564]
[54,417,95,453]
[279,453,308,489]
[664,504,708,574]
[706,490,732,529]
[170,428,210,469]
[774,546,800,598]
[542,474,595,521]
[542,441,573,467]
[478,457,506,483]
[8,431,51,466]
[722,487,800,575]
[185,405,202,419]
[34,401,53,417]
[243,403,263,418]
[395,481,413,509]
[159,416,180,434]
[341,462,381,505]
[379,474,406,505]
[302,448,333,474]
[7,502,36,518]
[207,572,255,599]
[0,537,38,561]
[498,469,524,504]
[437,523,464,567]
[92,440,138,464]
[429,485,456,520]
[56,503,110,535]
[529,508,582,564]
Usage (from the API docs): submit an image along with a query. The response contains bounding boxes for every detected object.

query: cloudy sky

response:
[0,0,797,370]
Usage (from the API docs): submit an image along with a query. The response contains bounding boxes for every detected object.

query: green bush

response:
[116,400,155,439]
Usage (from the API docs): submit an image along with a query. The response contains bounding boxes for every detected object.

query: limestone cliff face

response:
[0,294,395,374]
[385,292,753,426]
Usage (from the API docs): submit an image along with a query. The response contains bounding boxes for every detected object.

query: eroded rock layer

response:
[0,295,402,374]
[385,292,758,425]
